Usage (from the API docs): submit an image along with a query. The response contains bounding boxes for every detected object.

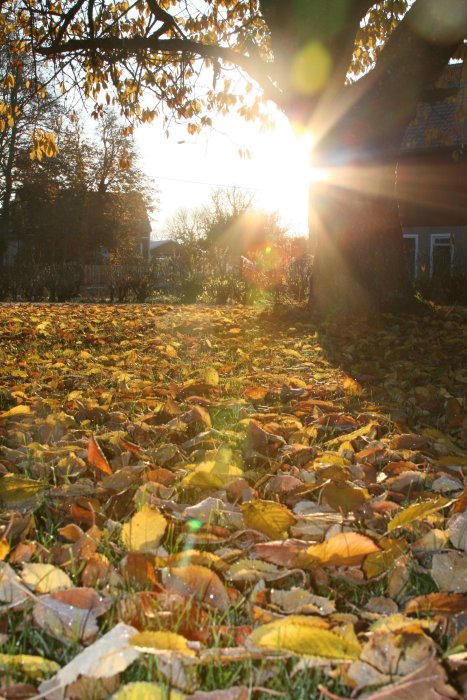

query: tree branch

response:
[37,35,283,104]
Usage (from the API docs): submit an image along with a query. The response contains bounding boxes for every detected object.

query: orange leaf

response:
[296,532,380,568]
[87,435,112,475]
[163,565,228,612]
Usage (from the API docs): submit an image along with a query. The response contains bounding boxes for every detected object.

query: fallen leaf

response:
[87,434,113,475]
[405,592,467,615]
[181,460,243,490]
[121,506,167,553]
[248,616,361,659]
[296,532,380,568]
[39,623,140,699]
[0,653,59,680]
[348,631,436,687]
[0,474,46,510]
[241,500,295,539]
[130,630,196,657]
[0,563,30,606]
[0,404,31,419]
[387,497,451,532]
[162,565,228,612]
[111,683,185,700]
[431,552,467,593]
[21,563,73,593]
[33,596,99,644]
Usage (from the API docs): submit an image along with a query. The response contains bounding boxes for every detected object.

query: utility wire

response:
[152,174,260,190]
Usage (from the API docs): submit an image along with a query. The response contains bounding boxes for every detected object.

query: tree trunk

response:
[308,149,410,316]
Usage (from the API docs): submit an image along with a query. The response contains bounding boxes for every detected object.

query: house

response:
[149,239,180,259]
[398,61,467,287]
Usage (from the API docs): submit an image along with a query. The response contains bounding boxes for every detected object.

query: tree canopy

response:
[2,1,464,138]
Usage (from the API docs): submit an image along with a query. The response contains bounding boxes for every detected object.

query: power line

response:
[152,174,260,190]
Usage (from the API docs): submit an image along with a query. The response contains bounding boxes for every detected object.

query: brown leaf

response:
[162,565,228,612]
[87,435,112,475]
[390,434,429,450]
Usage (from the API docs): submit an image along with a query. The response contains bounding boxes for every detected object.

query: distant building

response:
[149,239,180,258]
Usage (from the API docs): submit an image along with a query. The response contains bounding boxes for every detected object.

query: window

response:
[403,233,419,279]
[430,234,453,279]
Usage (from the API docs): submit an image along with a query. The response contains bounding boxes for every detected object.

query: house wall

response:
[403,226,467,279]
[397,152,467,228]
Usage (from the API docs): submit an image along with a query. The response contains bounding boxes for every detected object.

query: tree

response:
[0,43,59,255]
[12,113,154,263]
[3,0,466,314]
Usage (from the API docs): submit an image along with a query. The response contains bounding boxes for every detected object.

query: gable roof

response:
[403,62,467,151]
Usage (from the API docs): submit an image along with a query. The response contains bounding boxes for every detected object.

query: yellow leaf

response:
[181,459,243,490]
[0,474,47,510]
[321,481,370,514]
[0,653,59,679]
[0,404,31,419]
[325,420,379,447]
[241,500,295,539]
[248,616,361,659]
[363,538,407,578]
[201,366,219,387]
[387,497,451,532]
[111,682,185,700]
[130,631,196,657]
[296,532,380,568]
[21,563,73,593]
[0,539,10,561]
[121,507,167,553]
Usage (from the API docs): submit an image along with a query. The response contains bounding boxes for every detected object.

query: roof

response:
[403,62,467,151]
[150,239,176,250]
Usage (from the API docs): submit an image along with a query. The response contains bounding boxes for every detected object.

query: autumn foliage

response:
[0,303,466,699]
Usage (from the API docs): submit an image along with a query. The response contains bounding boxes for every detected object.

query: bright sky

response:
[135,109,311,239]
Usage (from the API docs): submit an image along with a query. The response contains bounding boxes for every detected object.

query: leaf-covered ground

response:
[0,303,466,700]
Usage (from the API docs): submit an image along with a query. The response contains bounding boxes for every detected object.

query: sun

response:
[245,117,319,233]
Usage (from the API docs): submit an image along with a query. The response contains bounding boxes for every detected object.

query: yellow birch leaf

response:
[130,631,196,657]
[241,500,295,539]
[387,497,451,532]
[296,532,380,568]
[21,563,73,593]
[0,539,10,561]
[201,366,219,387]
[0,404,31,419]
[181,460,243,489]
[121,507,167,553]
[0,653,59,679]
[112,682,185,700]
[248,616,361,659]
[0,474,47,509]
[325,421,379,447]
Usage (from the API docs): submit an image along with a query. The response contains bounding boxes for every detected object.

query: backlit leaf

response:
[241,500,295,539]
[0,404,31,419]
[0,653,59,679]
[296,532,380,568]
[121,506,167,553]
[21,563,73,593]
[130,631,196,657]
[87,434,113,475]
[387,497,451,532]
[248,616,361,659]
[181,460,243,489]
[162,565,228,612]
[112,683,185,700]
